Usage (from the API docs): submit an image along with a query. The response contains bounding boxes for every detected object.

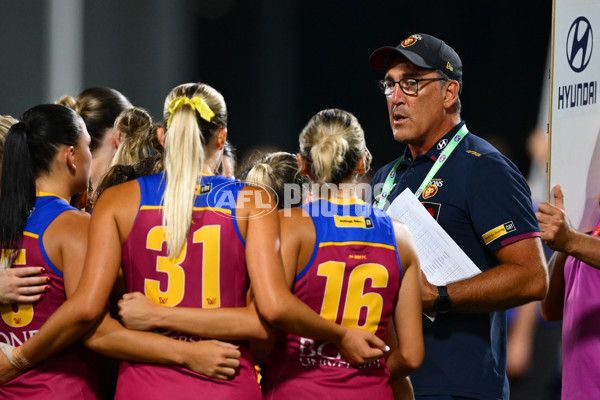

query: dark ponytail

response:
[0,104,82,249]
[0,122,35,249]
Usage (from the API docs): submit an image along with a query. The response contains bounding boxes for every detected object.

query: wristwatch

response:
[434,285,452,313]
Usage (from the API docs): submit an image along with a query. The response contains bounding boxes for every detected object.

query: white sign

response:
[550,0,600,232]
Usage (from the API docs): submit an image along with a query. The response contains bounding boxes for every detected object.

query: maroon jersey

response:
[0,194,99,399]
[115,173,261,400]
[263,198,402,400]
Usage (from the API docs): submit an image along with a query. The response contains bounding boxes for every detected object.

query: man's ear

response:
[443,80,459,110]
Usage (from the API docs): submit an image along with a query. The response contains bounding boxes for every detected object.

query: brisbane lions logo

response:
[401,35,421,48]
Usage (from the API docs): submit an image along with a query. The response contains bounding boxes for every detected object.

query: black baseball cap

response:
[369,33,463,93]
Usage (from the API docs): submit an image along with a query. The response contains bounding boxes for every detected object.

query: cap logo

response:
[446,61,454,71]
[401,34,422,48]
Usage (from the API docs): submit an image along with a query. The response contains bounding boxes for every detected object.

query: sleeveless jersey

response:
[0,193,99,399]
[263,198,402,400]
[115,172,261,400]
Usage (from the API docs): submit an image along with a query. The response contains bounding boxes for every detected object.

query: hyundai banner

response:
[550,0,600,232]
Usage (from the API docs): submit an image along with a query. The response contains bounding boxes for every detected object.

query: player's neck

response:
[313,180,360,202]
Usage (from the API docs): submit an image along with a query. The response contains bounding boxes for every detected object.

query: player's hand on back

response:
[335,327,387,366]
[118,291,159,331]
[183,340,241,380]
[0,267,49,305]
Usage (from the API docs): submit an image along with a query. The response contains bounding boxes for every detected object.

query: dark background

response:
[190,0,552,174]
[0,0,551,174]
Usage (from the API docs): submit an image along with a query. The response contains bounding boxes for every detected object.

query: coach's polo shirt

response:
[370,121,540,400]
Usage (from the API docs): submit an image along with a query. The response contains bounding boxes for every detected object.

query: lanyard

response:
[375,124,469,209]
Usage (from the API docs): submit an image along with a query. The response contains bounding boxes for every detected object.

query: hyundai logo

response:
[566,16,593,73]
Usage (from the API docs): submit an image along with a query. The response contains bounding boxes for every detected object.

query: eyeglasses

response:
[377,78,446,96]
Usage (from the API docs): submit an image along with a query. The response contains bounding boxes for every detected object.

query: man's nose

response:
[389,83,405,102]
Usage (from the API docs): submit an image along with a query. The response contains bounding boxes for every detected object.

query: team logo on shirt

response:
[482,221,516,245]
[421,202,441,220]
[334,215,374,229]
[423,179,444,199]
[422,185,438,199]
[195,183,212,195]
[429,178,443,187]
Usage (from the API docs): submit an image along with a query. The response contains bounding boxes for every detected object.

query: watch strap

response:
[434,285,452,313]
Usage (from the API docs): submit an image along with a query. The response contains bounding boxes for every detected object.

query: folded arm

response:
[421,237,548,313]
[118,291,269,340]
[84,312,241,380]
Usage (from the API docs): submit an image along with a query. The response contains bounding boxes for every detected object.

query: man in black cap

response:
[368,33,548,400]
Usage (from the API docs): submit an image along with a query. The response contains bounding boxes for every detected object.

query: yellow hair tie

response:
[167,96,215,128]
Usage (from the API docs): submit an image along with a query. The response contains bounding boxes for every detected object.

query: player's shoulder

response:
[49,208,90,247]
[279,205,312,226]
[93,179,141,220]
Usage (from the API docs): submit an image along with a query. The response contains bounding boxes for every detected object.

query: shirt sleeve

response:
[467,152,540,254]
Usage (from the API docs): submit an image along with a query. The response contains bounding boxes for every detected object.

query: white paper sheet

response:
[387,188,481,286]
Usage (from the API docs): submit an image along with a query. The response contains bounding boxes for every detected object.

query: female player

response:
[0,84,386,399]
[57,87,132,195]
[240,151,306,209]
[0,104,98,397]
[109,107,156,168]
[262,109,424,399]
[0,114,49,306]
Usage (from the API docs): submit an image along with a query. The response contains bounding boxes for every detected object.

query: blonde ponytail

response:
[161,83,227,259]
[162,106,203,258]
[299,108,370,185]
[310,134,349,185]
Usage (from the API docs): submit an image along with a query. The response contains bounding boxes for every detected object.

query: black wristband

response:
[434,285,453,313]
